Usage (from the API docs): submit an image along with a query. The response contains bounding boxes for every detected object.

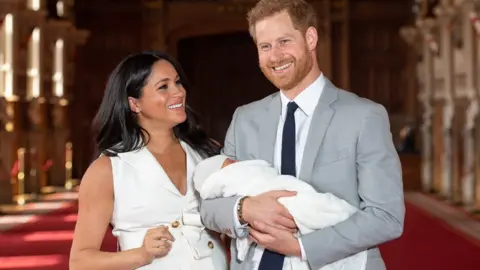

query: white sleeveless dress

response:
[109,141,228,269]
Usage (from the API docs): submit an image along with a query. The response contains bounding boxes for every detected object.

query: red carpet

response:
[0,202,116,270]
[380,202,480,270]
[1,199,479,269]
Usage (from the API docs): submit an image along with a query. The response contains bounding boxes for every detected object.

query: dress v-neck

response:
[145,141,192,197]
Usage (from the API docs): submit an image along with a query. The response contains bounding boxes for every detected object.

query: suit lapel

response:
[259,94,281,165]
[299,79,338,182]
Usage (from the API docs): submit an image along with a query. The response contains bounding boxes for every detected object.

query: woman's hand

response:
[140,226,175,263]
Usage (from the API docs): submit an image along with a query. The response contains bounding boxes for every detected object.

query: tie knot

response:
[287,102,298,116]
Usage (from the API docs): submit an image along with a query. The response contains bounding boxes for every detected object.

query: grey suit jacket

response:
[200,78,405,270]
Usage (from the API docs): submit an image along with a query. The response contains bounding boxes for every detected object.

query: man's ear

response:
[305,26,318,51]
[128,97,141,113]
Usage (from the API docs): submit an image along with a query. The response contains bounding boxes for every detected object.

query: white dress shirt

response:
[232,74,325,262]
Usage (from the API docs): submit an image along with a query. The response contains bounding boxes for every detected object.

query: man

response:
[200,0,405,269]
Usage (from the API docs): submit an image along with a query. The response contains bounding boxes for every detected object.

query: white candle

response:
[28,28,41,98]
[57,1,65,16]
[28,0,41,11]
[53,39,64,97]
[4,14,13,99]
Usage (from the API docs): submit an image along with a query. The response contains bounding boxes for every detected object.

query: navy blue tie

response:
[258,101,298,270]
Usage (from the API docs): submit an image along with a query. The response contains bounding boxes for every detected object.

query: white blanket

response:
[194,158,367,270]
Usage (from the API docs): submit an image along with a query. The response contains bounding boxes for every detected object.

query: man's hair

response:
[247,0,318,41]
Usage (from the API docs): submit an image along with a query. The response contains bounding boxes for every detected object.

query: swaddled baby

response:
[193,155,367,270]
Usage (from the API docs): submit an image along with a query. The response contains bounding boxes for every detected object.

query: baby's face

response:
[221,158,237,169]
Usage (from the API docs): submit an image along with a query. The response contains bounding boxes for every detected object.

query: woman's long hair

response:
[92,51,221,158]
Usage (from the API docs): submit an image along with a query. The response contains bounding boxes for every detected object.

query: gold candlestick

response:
[64,142,75,190]
[16,148,26,205]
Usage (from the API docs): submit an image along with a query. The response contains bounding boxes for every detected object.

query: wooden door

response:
[177,32,277,142]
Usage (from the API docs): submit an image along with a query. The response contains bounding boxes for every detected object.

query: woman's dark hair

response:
[92,51,221,158]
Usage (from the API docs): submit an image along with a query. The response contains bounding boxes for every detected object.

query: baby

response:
[193,155,367,270]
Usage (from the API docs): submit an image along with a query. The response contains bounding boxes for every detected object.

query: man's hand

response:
[242,190,297,233]
[249,221,302,257]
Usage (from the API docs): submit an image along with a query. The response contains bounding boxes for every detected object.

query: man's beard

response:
[260,48,313,91]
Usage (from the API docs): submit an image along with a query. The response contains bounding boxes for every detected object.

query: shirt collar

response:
[279,73,325,118]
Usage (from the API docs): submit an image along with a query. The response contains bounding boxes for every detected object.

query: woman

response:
[69,51,227,269]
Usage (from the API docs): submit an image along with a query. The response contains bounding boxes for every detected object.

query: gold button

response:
[208,241,214,249]
[171,221,180,228]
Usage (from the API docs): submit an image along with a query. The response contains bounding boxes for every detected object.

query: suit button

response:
[208,241,214,249]
[171,221,180,228]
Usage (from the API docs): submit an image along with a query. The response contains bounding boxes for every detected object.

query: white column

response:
[435,2,456,199]
[417,18,437,192]
[462,0,479,209]
[472,0,480,210]
[476,3,480,97]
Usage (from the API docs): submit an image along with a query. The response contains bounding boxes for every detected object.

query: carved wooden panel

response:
[452,98,468,204]
[433,100,444,194]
